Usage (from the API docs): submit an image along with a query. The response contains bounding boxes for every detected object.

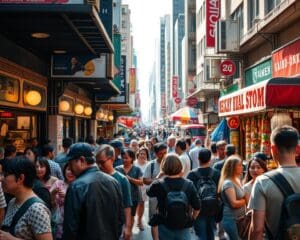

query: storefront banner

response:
[218,80,267,117]
[206,0,220,47]
[172,76,178,98]
[272,39,300,77]
[129,68,136,94]
[245,59,272,87]
[51,54,106,79]
[0,0,83,3]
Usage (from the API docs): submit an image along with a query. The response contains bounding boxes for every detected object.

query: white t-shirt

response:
[179,152,191,178]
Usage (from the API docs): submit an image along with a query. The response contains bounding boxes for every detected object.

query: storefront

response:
[0,59,47,152]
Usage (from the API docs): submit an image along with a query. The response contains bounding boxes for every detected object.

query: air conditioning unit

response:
[209,58,221,79]
[86,0,100,11]
[215,19,239,53]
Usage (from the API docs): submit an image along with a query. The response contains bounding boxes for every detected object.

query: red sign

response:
[218,80,267,117]
[272,39,300,77]
[187,97,198,107]
[220,60,236,76]
[227,117,240,129]
[206,0,220,47]
[0,0,72,3]
[161,93,166,108]
[174,97,181,104]
[0,112,14,118]
[172,76,178,98]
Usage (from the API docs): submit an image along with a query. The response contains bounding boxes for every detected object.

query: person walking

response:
[147,154,200,240]
[187,148,220,240]
[218,155,247,240]
[63,143,123,240]
[175,139,191,178]
[249,126,300,239]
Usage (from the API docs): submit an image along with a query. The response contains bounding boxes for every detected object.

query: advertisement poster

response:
[51,54,106,79]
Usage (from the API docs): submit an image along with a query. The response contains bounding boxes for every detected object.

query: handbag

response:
[236,211,252,240]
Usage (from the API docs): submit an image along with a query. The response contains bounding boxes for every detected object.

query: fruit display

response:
[245,118,252,160]
[250,116,260,155]
[260,114,271,158]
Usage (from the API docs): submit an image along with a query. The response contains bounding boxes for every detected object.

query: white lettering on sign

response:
[218,81,267,117]
[206,0,219,47]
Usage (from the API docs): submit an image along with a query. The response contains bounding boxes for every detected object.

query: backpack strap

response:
[265,171,295,197]
[186,152,193,170]
[150,161,155,179]
[264,171,295,240]
[8,197,44,235]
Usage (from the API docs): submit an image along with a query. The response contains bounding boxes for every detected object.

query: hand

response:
[0,231,16,240]
[122,225,131,240]
[57,189,65,199]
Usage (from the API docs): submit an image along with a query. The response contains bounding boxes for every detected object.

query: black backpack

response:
[195,170,219,216]
[265,171,300,240]
[161,181,190,229]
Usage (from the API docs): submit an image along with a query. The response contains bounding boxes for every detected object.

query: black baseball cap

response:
[64,142,95,162]
[253,152,268,161]
[109,140,123,150]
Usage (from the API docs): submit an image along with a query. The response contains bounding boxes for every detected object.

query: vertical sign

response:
[172,76,178,98]
[206,0,220,47]
[129,68,136,94]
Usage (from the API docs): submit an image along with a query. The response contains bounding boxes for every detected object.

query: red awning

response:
[218,77,300,117]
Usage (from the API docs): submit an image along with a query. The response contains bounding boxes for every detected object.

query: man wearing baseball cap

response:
[63,143,123,240]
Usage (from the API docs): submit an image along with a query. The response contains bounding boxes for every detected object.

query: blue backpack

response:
[161,181,190,229]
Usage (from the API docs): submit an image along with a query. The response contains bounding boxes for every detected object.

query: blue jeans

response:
[222,215,239,240]
[194,215,215,240]
[158,224,191,240]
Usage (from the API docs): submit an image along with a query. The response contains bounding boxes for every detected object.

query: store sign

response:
[245,59,272,87]
[0,0,83,3]
[51,54,106,79]
[129,68,136,94]
[0,111,14,118]
[186,97,198,107]
[227,116,240,129]
[172,76,178,98]
[174,97,181,104]
[220,60,236,76]
[218,80,267,117]
[272,39,300,77]
[206,0,220,47]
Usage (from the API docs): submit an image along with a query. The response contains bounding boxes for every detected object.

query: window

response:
[248,0,259,29]
[122,20,126,28]
[265,0,281,14]
[231,4,244,39]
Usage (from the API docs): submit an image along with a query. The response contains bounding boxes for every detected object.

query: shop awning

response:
[0,4,113,57]
[210,118,230,143]
[218,77,300,117]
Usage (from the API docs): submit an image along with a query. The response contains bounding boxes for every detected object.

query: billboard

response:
[99,0,113,40]
[172,76,178,98]
[206,0,220,47]
[51,54,106,79]
[0,0,83,3]
[129,68,136,94]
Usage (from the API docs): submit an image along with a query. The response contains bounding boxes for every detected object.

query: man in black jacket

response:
[63,143,123,240]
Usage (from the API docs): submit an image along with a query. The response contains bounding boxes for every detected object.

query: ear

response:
[17,174,25,184]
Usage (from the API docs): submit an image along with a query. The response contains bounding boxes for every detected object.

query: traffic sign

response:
[174,97,181,104]
[186,97,198,107]
[220,60,236,76]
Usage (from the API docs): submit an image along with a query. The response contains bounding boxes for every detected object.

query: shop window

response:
[0,110,37,152]
[0,74,20,103]
[23,81,46,108]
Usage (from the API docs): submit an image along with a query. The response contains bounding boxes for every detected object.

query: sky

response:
[122,0,171,123]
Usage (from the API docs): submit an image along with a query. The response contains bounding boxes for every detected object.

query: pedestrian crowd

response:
[0,125,298,240]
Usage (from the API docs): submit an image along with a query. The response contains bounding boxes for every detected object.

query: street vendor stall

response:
[218,77,300,165]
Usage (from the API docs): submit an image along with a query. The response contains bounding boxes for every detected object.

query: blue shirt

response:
[47,159,64,180]
[112,171,133,208]
[113,157,123,168]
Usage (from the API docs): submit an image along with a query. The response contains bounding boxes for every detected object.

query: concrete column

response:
[48,115,63,153]
[89,119,97,139]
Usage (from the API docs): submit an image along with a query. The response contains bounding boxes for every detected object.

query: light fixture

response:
[74,104,84,115]
[25,90,42,106]
[99,111,104,119]
[31,32,50,39]
[108,115,114,121]
[53,50,66,54]
[59,100,70,112]
[84,106,93,116]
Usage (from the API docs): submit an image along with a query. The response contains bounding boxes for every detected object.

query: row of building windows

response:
[196,1,206,28]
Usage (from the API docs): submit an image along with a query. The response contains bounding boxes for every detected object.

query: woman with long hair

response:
[218,155,247,240]
[134,147,149,230]
[36,158,58,190]
[116,148,143,233]
[243,153,268,202]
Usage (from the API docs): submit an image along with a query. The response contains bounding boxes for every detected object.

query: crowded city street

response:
[0,0,300,239]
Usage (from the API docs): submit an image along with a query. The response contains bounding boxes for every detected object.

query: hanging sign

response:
[227,116,240,129]
[206,0,220,47]
[220,60,236,76]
